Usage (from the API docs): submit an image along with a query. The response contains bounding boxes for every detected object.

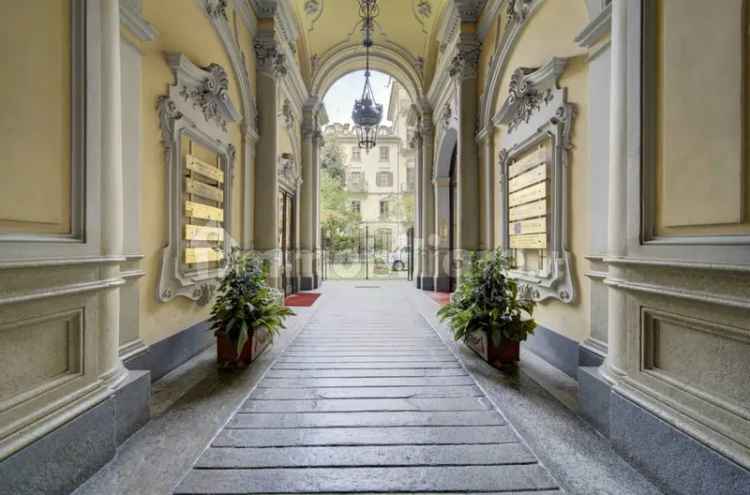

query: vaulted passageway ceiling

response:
[291,0,449,83]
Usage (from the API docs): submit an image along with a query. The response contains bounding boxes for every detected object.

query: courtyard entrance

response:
[321,225,414,281]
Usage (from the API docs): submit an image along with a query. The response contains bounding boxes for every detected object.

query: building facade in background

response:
[323,81,416,266]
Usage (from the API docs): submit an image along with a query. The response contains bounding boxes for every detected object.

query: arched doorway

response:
[318,71,417,281]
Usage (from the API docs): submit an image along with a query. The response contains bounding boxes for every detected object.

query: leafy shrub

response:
[438,250,536,346]
[210,251,294,354]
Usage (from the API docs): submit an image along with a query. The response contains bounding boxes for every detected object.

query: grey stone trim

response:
[577,366,610,436]
[0,369,151,495]
[610,391,750,495]
[574,2,611,49]
[477,0,503,41]
[125,320,213,383]
[0,399,116,495]
[119,1,159,41]
[113,370,150,445]
[522,324,579,379]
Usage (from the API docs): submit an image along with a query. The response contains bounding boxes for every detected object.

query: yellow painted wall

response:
[654,0,750,236]
[0,2,71,235]
[488,1,591,343]
[138,0,253,346]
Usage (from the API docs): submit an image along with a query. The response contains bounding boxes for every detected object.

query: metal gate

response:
[321,226,413,281]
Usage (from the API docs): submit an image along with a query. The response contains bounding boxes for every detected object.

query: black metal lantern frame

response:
[351,0,383,152]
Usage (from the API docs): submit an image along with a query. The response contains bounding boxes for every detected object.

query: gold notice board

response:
[508,144,549,250]
[183,149,225,266]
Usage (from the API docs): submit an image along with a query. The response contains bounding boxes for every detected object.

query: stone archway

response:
[433,127,458,292]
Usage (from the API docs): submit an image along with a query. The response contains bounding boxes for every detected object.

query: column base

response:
[420,275,434,291]
[299,276,314,291]
[434,275,452,292]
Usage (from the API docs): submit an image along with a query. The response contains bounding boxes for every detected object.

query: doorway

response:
[278,188,296,296]
[448,146,458,292]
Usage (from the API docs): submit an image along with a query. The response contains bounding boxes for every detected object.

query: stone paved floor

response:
[175,282,562,494]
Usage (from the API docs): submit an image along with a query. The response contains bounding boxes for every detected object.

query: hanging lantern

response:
[351,0,382,152]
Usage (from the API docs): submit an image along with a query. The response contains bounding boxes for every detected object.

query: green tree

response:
[320,137,346,184]
[320,141,359,254]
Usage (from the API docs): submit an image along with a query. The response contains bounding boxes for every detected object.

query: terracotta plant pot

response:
[216,327,271,368]
[465,330,520,367]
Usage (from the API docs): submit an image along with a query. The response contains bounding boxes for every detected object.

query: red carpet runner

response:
[429,292,452,306]
[284,292,321,307]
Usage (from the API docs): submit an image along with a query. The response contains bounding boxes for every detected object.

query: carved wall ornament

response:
[477,0,543,137]
[278,152,302,190]
[206,0,229,20]
[506,0,533,23]
[493,57,575,304]
[254,38,288,77]
[506,66,543,133]
[179,63,231,131]
[441,102,453,128]
[282,98,295,129]
[157,53,240,304]
[448,35,481,80]
[304,0,321,16]
[417,0,432,17]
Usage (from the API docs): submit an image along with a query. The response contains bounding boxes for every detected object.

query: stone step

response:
[195,443,535,469]
[240,397,492,413]
[227,411,505,429]
[265,368,467,378]
[272,361,462,369]
[251,385,483,400]
[258,376,475,388]
[212,425,518,448]
[174,465,557,494]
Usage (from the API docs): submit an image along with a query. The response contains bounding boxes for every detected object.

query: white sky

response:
[322,70,393,126]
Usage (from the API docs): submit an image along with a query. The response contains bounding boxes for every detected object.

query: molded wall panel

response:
[0,2,72,235]
[655,0,750,234]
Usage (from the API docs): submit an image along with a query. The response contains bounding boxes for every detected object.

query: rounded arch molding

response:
[311,43,425,110]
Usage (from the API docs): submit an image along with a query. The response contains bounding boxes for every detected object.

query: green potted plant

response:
[210,251,294,368]
[438,250,536,366]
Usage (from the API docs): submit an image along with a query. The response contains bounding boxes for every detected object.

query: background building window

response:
[351,147,361,161]
[379,146,389,161]
[376,171,393,187]
[406,167,415,192]
[351,200,361,215]
[379,200,389,217]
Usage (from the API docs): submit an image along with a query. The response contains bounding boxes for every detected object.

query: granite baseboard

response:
[0,370,150,495]
[610,391,750,495]
[577,366,611,436]
[420,275,434,291]
[125,320,213,383]
[299,276,314,291]
[522,325,580,379]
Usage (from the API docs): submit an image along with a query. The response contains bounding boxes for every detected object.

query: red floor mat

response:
[284,292,321,307]
[429,292,452,306]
